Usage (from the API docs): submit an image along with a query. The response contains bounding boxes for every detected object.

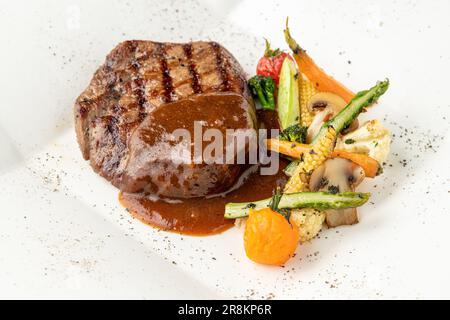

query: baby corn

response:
[284,126,336,193]
[299,74,317,127]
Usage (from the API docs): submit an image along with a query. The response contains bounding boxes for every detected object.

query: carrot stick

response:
[266,139,310,159]
[284,19,355,103]
[331,150,380,178]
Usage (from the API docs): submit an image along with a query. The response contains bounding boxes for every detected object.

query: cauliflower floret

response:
[234,217,247,229]
[335,119,391,164]
[235,209,325,243]
[290,208,325,242]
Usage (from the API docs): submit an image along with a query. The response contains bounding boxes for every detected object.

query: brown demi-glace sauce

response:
[119,109,287,236]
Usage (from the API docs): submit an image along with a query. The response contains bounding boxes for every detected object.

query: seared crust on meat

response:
[74,40,252,189]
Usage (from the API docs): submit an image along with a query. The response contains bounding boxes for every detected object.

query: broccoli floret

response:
[248,75,276,110]
[279,124,308,144]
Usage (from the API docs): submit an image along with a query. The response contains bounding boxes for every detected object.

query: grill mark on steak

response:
[131,74,147,119]
[106,116,119,145]
[156,43,175,103]
[183,43,202,94]
[211,42,230,91]
[130,46,148,118]
[133,78,147,118]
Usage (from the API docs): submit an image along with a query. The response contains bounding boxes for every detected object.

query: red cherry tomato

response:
[256,47,293,84]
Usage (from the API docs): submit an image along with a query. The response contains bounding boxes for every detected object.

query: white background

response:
[0,0,449,299]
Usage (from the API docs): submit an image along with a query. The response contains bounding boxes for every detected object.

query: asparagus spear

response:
[225,191,370,219]
[225,198,272,219]
[283,160,299,177]
[312,79,390,144]
[279,192,370,210]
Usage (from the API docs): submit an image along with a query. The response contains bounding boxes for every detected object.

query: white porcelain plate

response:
[0,0,449,299]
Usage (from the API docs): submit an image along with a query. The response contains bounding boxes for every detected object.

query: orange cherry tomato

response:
[244,207,300,266]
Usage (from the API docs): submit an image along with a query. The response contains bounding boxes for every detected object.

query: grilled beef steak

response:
[74,40,255,198]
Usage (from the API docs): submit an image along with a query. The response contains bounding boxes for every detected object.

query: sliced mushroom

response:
[309,158,365,227]
[325,208,359,228]
[306,92,359,142]
[309,157,365,192]
[307,92,347,114]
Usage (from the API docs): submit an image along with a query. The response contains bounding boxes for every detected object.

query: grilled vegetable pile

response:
[230,18,392,266]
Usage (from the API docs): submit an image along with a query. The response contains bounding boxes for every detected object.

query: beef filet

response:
[74,40,255,198]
